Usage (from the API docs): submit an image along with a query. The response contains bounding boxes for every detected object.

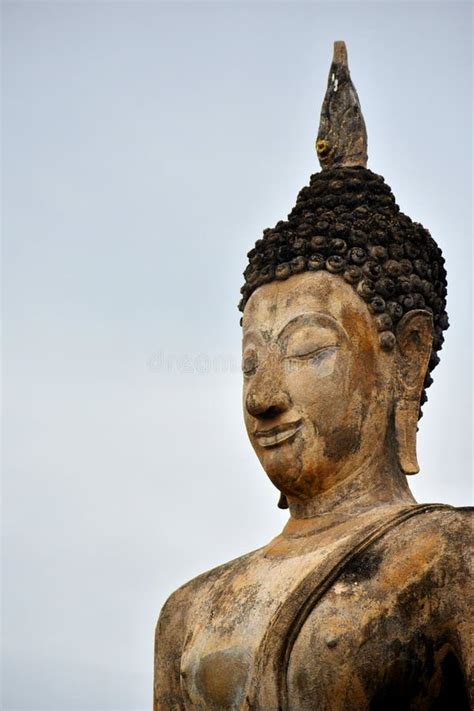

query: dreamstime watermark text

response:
[147,350,241,375]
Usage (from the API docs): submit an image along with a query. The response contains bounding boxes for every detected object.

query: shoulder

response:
[157,546,261,630]
[352,505,472,597]
[155,546,261,659]
[293,505,472,640]
[386,505,472,578]
[340,504,473,628]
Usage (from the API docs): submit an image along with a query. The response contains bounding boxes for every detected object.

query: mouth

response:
[254,420,302,448]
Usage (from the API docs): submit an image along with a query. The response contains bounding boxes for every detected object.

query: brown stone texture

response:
[316,41,368,169]
[153,41,471,711]
[154,271,472,709]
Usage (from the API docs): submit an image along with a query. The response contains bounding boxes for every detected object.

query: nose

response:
[246,387,291,419]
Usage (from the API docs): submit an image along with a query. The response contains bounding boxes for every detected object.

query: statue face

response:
[242,271,396,501]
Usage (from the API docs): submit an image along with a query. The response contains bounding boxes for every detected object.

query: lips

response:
[254,420,302,448]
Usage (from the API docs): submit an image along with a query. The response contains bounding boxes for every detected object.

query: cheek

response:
[286,348,379,455]
[285,351,349,425]
[340,309,381,413]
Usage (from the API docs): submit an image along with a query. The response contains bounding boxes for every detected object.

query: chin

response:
[258,446,321,500]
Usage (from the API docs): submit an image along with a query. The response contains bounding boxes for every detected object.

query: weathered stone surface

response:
[154,271,472,709]
[316,41,368,169]
[153,43,472,710]
[155,506,471,709]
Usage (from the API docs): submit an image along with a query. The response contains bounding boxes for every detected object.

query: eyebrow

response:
[277,312,348,341]
[242,328,265,345]
[242,312,349,346]
[242,311,349,344]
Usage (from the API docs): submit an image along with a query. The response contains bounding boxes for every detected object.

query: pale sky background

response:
[2,1,472,709]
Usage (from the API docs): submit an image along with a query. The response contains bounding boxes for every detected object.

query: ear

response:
[394,310,433,475]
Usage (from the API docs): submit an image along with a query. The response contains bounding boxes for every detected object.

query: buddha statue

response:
[154,42,472,710]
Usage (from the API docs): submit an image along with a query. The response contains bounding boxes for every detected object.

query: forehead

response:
[242,271,374,337]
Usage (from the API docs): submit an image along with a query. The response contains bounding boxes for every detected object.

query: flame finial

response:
[316,41,368,169]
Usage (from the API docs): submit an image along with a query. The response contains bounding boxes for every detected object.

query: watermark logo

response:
[147,350,241,375]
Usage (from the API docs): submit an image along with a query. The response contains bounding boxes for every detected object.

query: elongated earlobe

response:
[395,399,420,474]
[394,311,433,474]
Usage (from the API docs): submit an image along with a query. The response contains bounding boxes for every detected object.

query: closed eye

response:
[285,345,339,361]
[242,351,259,375]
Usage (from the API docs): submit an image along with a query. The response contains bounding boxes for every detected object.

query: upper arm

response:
[440,508,473,699]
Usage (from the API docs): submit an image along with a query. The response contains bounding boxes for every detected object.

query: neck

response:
[286,444,416,521]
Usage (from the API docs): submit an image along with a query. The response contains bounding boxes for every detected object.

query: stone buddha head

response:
[239,43,448,511]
